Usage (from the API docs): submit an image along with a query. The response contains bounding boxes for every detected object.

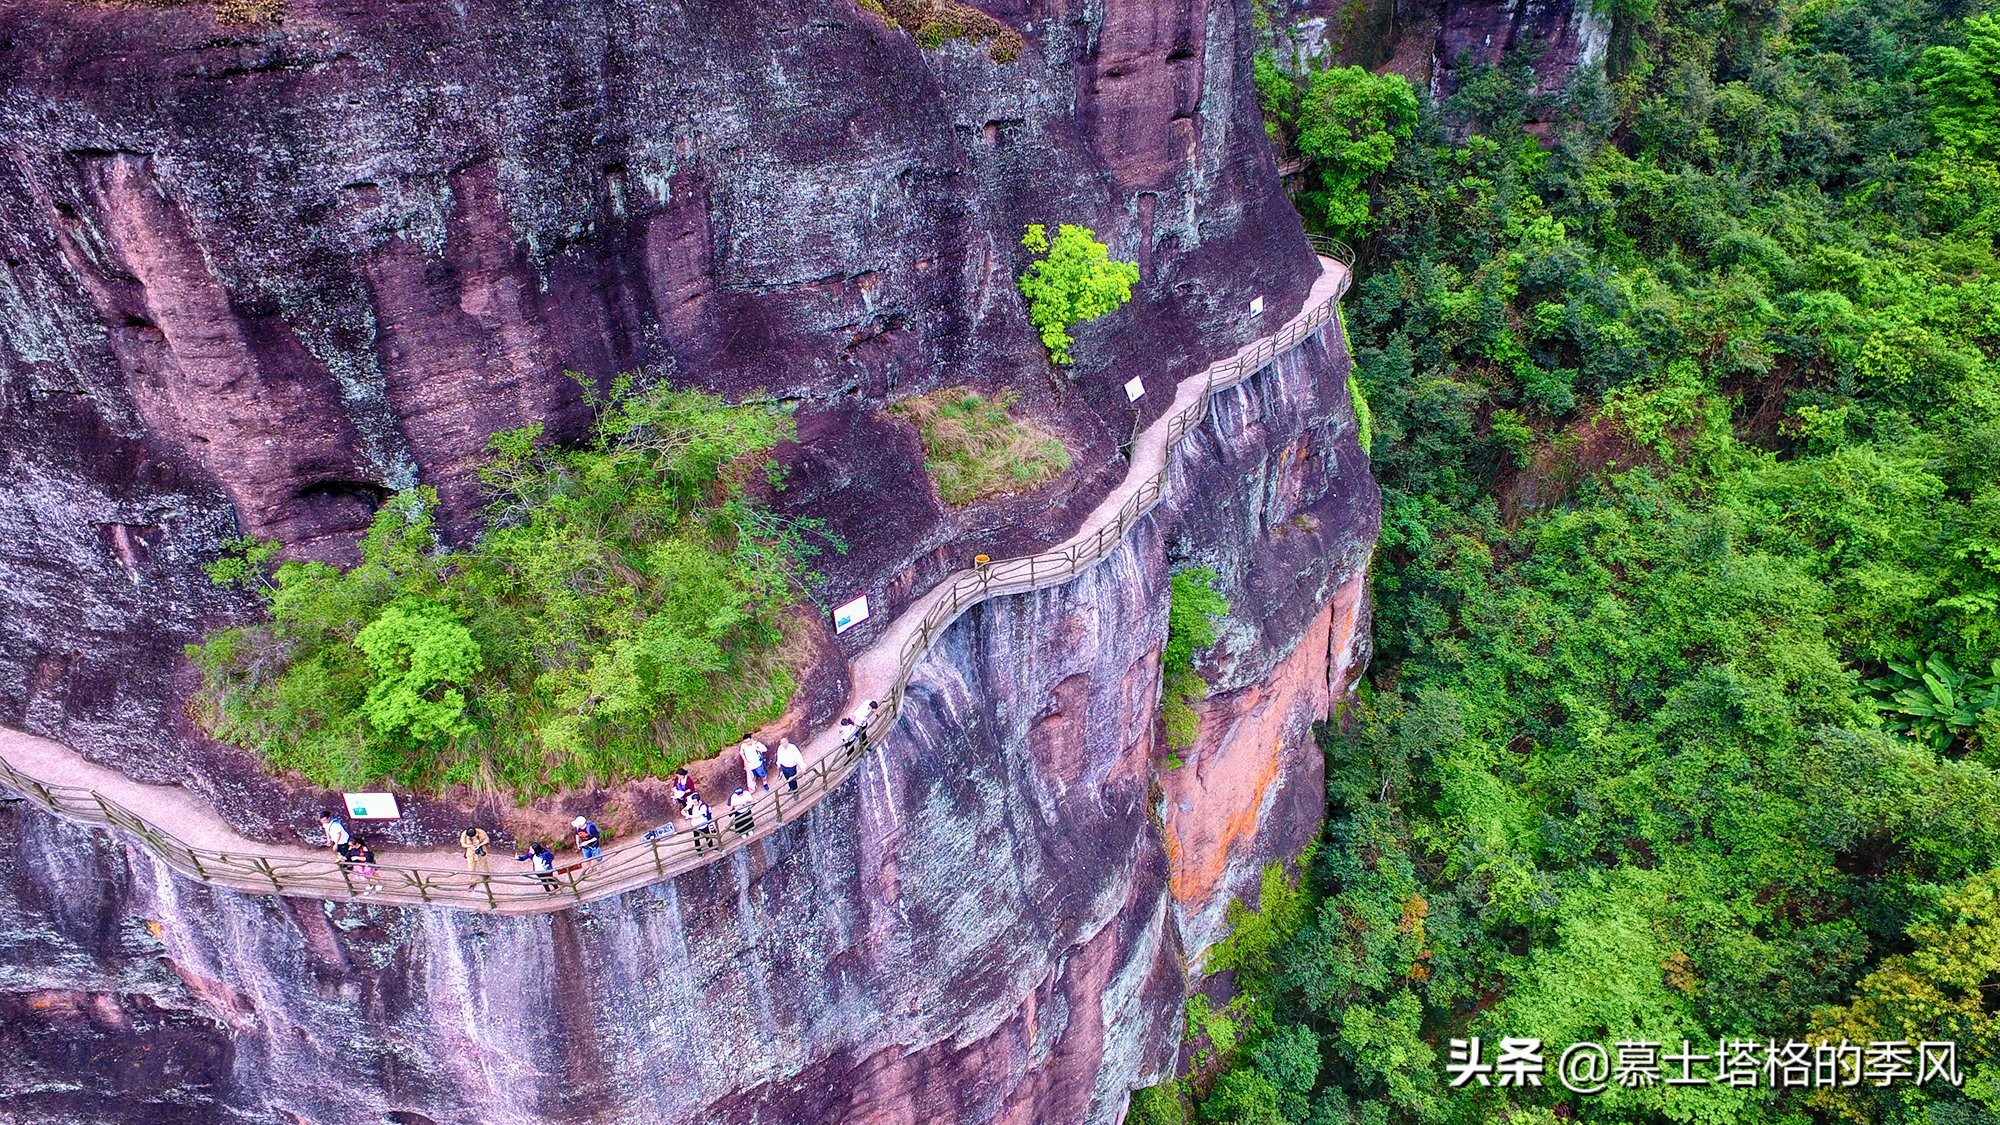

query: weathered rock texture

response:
[1259,0,1606,109]
[0,0,1319,832]
[1430,0,1608,107]
[1,324,1375,1124]
[0,0,1384,1119]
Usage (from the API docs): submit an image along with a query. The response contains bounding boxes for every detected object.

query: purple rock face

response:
[1430,0,1609,107]
[0,0,1388,1118]
[0,0,1317,813]
[0,323,1376,1123]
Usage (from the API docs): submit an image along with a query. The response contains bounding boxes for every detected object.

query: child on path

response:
[739,737,770,791]
[776,738,804,792]
[348,838,379,894]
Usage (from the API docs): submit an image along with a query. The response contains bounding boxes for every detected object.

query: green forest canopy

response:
[190,378,830,797]
[1161,0,2000,1121]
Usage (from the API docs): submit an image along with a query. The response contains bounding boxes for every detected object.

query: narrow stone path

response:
[0,252,1350,914]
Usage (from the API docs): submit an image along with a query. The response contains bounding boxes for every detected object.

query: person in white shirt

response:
[848,700,881,747]
[318,811,350,851]
[685,796,717,852]
[775,738,805,792]
[739,737,770,791]
[727,786,756,835]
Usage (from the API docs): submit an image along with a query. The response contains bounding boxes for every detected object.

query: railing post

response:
[253,856,283,894]
[648,833,665,876]
[772,782,785,824]
[479,872,498,910]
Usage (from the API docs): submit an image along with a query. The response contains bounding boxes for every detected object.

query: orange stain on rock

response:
[1162,567,1370,917]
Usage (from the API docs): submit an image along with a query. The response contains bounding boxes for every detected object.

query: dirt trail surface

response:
[0,255,1351,915]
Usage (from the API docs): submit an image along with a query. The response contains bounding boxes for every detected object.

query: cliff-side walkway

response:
[0,246,1352,915]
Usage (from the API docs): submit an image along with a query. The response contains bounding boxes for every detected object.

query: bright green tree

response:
[1162,567,1231,752]
[1295,66,1418,239]
[354,600,482,744]
[1922,15,2000,152]
[1017,223,1141,366]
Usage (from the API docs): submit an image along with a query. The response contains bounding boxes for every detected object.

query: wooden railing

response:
[0,244,1351,915]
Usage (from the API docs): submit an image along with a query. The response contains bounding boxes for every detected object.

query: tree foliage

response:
[1017,223,1141,366]
[1163,567,1232,753]
[190,378,833,796]
[1261,63,1420,239]
[1198,0,2000,1118]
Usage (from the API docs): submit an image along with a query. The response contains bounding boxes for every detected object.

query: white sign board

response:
[343,792,402,821]
[1124,376,1146,402]
[833,594,870,634]
[1250,295,1265,316]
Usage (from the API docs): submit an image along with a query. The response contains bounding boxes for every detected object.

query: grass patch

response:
[890,389,1071,506]
[189,375,835,798]
[860,0,1025,63]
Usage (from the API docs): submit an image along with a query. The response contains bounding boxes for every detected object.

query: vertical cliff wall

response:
[0,324,1375,1124]
[0,0,1320,827]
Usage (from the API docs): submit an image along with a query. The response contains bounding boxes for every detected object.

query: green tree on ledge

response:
[1162,567,1231,754]
[1017,223,1140,366]
[190,378,831,796]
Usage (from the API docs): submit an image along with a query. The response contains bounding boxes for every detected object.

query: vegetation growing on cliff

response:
[1162,567,1232,755]
[1017,223,1142,366]
[855,0,1025,63]
[1191,0,2000,1120]
[1255,62,1419,241]
[190,378,830,796]
[890,389,1071,505]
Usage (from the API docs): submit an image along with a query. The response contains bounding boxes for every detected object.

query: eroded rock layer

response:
[1,324,1374,1123]
[0,0,1318,829]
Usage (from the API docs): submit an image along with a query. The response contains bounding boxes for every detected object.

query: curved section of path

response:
[0,247,1352,915]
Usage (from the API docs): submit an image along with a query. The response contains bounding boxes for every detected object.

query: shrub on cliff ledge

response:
[890,389,1071,505]
[1162,567,1231,753]
[1017,223,1141,366]
[859,0,1026,63]
[190,378,831,796]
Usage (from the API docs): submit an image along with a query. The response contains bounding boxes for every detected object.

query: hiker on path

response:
[571,816,602,862]
[348,838,379,893]
[517,842,559,892]
[458,826,492,873]
[685,795,718,852]
[728,786,756,835]
[318,811,350,851]
[739,737,770,791]
[671,767,696,805]
[844,700,881,748]
[776,737,804,792]
[851,699,880,727]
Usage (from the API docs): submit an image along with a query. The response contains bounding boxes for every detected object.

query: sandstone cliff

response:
[0,325,1373,1123]
[0,0,1379,1120]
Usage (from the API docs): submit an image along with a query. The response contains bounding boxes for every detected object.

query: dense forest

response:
[1149,0,2000,1120]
